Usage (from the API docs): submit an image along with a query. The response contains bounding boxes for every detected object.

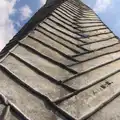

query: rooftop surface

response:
[0,0,120,120]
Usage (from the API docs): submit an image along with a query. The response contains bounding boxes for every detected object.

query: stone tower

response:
[0,0,120,120]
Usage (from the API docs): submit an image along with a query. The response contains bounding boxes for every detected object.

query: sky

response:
[82,0,120,38]
[0,0,119,51]
[0,0,46,51]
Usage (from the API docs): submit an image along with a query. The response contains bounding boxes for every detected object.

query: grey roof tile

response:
[0,0,120,119]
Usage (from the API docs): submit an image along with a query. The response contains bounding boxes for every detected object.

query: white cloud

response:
[16,21,21,28]
[40,0,46,7]
[0,39,5,51]
[19,5,32,21]
[0,0,17,51]
[94,0,112,13]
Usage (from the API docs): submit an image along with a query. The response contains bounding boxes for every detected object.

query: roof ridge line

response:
[0,0,67,59]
